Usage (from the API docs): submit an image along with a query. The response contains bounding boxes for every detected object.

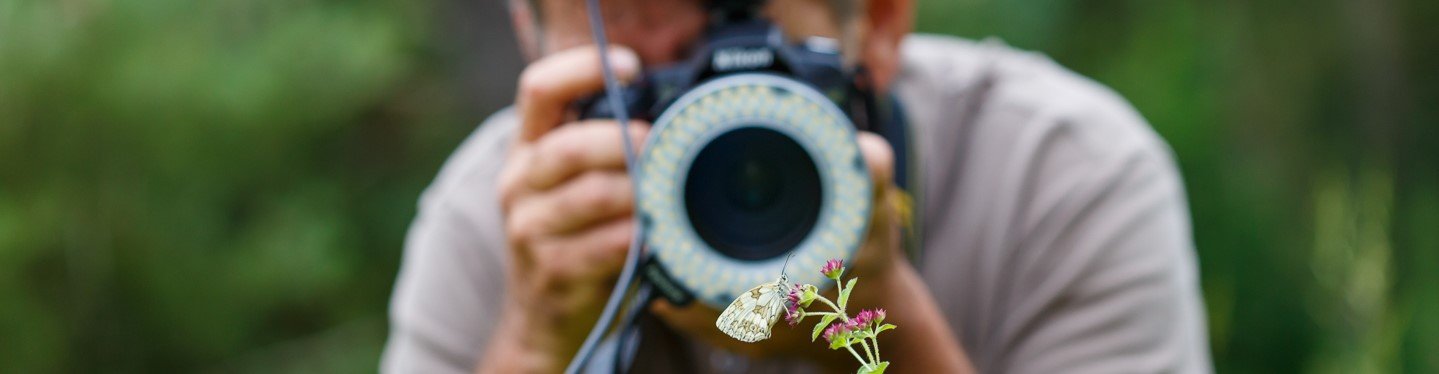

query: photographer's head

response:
[506,0,913,92]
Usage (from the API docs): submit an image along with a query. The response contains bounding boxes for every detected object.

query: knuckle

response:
[534,131,581,171]
[504,212,537,248]
[536,251,576,284]
[552,139,585,167]
[497,149,535,210]
[626,121,649,138]
[624,122,651,147]
[497,175,521,212]
[574,174,626,213]
[577,186,614,213]
[503,227,526,252]
[516,69,552,105]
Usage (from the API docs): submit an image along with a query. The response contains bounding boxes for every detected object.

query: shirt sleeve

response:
[994,140,1212,374]
[971,73,1211,373]
[897,37,1212,373]
[381,112,519,374]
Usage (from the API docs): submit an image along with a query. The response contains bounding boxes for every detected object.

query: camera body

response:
[581,14,873,308]
[582,19,854,124]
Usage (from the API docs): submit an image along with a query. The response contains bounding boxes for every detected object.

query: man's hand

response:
[479,45,646,373]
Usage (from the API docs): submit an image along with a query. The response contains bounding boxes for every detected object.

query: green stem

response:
[843,343,871,369]
[859,337,875,363]
[804,311,839,317]
[870,329,882,361]
[815,296,846,317]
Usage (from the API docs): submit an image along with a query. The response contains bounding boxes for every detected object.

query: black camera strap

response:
[563,0,650,373]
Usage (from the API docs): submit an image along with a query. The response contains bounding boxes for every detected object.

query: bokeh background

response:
[2,0,1435,372]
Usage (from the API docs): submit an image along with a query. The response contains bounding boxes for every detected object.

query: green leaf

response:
[829,335,851,350]
[858,361,890,374]
[875,323,897,334]
[812,314,840,341]
[838,277,858,309]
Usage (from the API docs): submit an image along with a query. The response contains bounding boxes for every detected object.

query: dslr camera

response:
[581,0,883,308]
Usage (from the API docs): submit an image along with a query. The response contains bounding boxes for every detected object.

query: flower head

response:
[822,321,848,343]
[853,309,876,329]
[820,259,845,280]
[786,284,805,326]
[787,283,803,305]
[786,307,803,326]
[874,308,886,324]
[849,317,866,331]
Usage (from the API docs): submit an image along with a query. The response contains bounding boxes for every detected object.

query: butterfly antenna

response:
[781,251,797,277]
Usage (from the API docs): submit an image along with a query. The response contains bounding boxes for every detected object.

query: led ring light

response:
[638,73,872,308]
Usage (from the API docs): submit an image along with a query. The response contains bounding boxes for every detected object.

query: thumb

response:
[856,132,895,194]
[855,132,904,269]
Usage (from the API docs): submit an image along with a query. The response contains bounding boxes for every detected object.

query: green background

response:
[2,0,1435,372]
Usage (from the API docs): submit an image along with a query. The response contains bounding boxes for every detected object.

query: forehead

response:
[530,0,706,20]
[528,0,844,39]
[533,0,845,22]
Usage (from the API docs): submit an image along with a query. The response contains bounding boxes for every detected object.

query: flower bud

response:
[820,259,845,280]
[799,284,819,307]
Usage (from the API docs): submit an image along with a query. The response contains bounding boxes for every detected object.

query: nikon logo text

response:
[713,48,774,71]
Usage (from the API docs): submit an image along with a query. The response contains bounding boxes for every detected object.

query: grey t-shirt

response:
[382,35,1212,373]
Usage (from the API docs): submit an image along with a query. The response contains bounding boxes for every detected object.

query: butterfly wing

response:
[715,280,788,343]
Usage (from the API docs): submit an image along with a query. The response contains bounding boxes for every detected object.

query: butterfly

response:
[715,254,796,343]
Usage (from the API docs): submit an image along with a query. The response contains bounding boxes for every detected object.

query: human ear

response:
[857,0,913,92]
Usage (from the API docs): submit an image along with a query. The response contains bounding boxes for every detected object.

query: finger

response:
[856,132,895,194]
[532,217,636,283]
[498,146,537,215]
[528,120,650,190]
[520,170,635,236]
[515,46,641,143]
[855,133,904,265]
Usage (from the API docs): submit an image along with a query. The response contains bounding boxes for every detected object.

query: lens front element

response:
[685,127,823,261]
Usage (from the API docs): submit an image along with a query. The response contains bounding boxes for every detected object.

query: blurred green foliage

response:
[915,0,1439,372]
[1,0,1435,372]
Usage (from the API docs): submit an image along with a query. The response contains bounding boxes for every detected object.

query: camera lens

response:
[684,127,822,261]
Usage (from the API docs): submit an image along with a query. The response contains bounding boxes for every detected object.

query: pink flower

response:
[820,259,845,280]
[786,284,804,326]
[845,318,862,332]
[874,308,886,324]
[822,322,846,343]
[853,309,876,329]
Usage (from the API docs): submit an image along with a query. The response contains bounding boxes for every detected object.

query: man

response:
[382,0,1213,372]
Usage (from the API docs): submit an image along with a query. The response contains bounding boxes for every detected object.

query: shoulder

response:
[896,34,1172,172]
[895,33,1193,269]
[894,34,1185,233]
